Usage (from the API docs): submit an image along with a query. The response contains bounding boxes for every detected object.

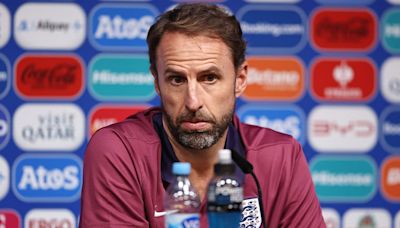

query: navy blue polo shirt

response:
[152,112,245,189]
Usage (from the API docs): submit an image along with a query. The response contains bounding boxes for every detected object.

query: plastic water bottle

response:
[164,162,200,228]
[207,149,243,228]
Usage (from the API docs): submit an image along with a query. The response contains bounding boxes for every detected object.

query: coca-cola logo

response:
[311,8,377,51]
[15,55,84,99]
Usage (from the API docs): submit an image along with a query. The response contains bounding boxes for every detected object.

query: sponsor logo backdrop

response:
[0,0,399,227]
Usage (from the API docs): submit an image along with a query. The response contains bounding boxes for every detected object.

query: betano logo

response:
[382,8,400,53]
[0,156,10,201]
[89,4,158,50]
[25,209,75,228]
[321,208,340,228]
[310,155,377,202]
[13,103,85,151]
[0,3,11,48]
[381,156,400,201]
[89,104,148,136]
[14,3,85,50]
[15,54,84,100]
[237,5,307,53]
[0,105,10,150]
[89,54,155,101]
[343,208,391,228]
[380,106,400,154]
[310,57,376,102]
[381,57,400,103]
[12,154,82,202]
[308,105,377,152]
[237,105,305,144]
[0,209,21,228]
[311,8,377,51]
[244,57,304,101]
[0,54,10,99]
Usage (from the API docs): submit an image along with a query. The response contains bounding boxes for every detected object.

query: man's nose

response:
[185,81,203,112]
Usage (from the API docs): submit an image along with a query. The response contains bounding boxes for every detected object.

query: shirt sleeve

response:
[79,127,149,227]
[279,140,326,228]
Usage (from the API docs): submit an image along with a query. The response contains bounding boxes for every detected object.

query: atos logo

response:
[381,156,400,201]
[244,57,304,101]
[310,155,377,202]
[311,57,376,102]
[0,105,10,150]
[14,3,85,50]
[0,209,21,228]
[381,57,400,103]
[237,6,307,53]
[0,156,10,201]
[237,105,305,144]
[89,4,158,50]
[89,54,155,101]
[311,8,377,51]
[343,209,391,228]
[380,106,400,154]
[308,105,377,152]
[0,3,11,48]
[321,208,340,228]
[15,54,84,100]
[382,9,400,53]
[25,209,76,228]
[13,104,85,151]
[0,54,10,99]
[12,154,82,202]
[89,104,148,136]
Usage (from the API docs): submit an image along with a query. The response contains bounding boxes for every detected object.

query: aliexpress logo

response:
[381,156,400,201]
[311,58,376,102]
[311,8,377,51]
[89,105,148,136]
[15,54,84,100]
[244,57,304,101]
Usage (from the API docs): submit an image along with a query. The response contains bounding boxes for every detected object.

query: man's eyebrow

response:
[198,66,222,75]
[163,68,185,76]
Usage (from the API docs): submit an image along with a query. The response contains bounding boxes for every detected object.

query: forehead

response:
[155,32,234,69]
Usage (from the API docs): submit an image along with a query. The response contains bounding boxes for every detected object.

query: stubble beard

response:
[163,107,234,150]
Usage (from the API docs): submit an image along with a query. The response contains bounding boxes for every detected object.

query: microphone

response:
[231,149,267,228]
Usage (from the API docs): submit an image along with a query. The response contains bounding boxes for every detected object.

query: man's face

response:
[153,32,247,150]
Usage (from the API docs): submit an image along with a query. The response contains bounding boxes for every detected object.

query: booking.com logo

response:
[89,4,158,51]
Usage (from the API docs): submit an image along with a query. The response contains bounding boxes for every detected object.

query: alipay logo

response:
[12,154,82,202]
[89,4,158,50]
[310,155,377,202]
[0,156,10,201]
[14,3,85,50]
[237,5,307,54]
[380,106,400,154]
[0,105,10,150]
[237,105,305,144]
[13,103,85,151]
[89,54,155,101]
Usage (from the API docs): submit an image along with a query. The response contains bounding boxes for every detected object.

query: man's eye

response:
[170,76,186,85]
[202,74,218,83]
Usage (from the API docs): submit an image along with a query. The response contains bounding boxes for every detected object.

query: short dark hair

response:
[147,3,246,73]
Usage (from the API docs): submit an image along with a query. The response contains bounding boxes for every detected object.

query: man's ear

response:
[235,61,248,98]
[150,66,160,95]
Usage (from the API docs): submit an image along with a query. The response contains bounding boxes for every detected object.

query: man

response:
[80,3,326,228]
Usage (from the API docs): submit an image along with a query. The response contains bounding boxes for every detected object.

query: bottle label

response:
[165,213,200,228]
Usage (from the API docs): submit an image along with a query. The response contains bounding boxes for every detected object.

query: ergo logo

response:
[15,54,84,99]
[308,105,377,152]
[311,8,377,51]
[12,154,82,202]
[25,209,75,228]
[310,57,376,102]
[89,104,148,136]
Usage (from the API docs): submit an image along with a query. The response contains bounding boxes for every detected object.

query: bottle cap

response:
[172,162,191,175]
[218,149,232,164]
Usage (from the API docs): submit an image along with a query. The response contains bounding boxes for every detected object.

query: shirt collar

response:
[152,112,246,189]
